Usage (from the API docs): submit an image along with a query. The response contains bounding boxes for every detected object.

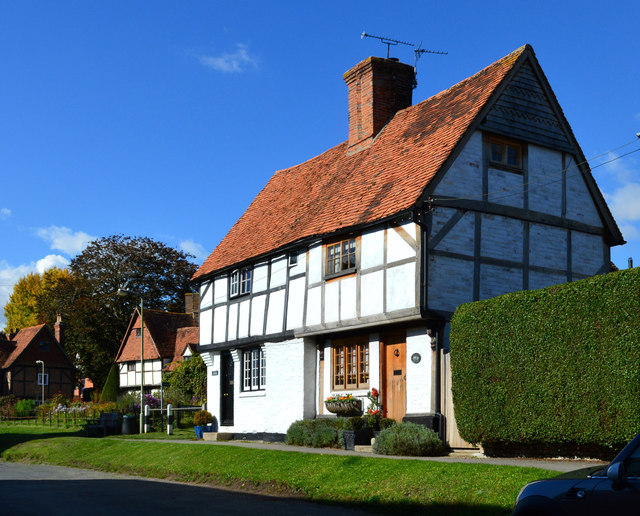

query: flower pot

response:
[194,425,205,439]
[342,430,355,450]
[325,398,363,417]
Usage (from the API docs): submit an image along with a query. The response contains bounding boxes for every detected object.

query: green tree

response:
[100,364,120,402]
[163,354,206,405]
[4,236,198,390]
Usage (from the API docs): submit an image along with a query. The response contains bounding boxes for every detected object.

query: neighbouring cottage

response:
[191,45,623,445]
[0,317,75,401]
[115,293,199,394]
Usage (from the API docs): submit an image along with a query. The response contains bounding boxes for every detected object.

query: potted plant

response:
[325,393,362,417]
[193,409,213,439]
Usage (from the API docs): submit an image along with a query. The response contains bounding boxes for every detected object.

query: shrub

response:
[286,419,346,448]
[372,422,444,456]
[450,267,640,453]
[15,399,35,417]
[116,392,139,414]
[193,410,213,426]
[0,395,17,418]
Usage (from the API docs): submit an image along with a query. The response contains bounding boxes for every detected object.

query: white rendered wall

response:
[405,327,432,415]
[205,338,316,434]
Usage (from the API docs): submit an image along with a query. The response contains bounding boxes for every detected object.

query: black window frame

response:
[242,347,266,392]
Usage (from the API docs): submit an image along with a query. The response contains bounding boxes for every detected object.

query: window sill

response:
[488,162,523,174]
[230,292,251,300]
[239,390,266,398]
[324,268,357,282]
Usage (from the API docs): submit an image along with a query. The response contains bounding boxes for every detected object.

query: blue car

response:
[513,433,640,515]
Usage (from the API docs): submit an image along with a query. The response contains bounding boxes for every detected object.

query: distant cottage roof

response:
[193,44,622,281]
[115,310,198,363]
[0,324,72,369]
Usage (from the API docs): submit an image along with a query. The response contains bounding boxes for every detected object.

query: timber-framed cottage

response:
[192,45,623,445]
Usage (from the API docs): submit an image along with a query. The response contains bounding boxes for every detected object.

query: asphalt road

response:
[0,462,371,516]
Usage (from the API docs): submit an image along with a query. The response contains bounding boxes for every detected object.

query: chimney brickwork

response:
[344,57,414,154]
[54,314,64,345]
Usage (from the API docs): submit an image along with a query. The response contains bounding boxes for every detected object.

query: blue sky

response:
[1,1,639,327]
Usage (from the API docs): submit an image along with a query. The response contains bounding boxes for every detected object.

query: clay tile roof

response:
[164,327,199,372]
[0,324,47,368]
[193,45,528,281]
[115,310,198,363]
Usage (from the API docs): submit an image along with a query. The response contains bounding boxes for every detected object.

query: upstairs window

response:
[490,137,522,170]
[230,267,252,297]
[325,237,357,277]
[332,336,369,390]
[242,348,266,391]
[127,363,135,372]
[38,341,50,352]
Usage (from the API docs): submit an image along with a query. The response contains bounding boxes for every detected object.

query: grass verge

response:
[0,424,555,514]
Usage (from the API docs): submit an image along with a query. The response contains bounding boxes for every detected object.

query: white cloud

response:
[0,208,10,220]
[607,182,640,223]
[179,239,208,261]
[198,44,257,73]
[35,225,96,256]
[36,254,70,273]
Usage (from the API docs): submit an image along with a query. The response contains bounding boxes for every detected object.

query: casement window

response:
[325,237,357,277]
[242,348,266,391]
[332,336,369,390]
[135,328,141,337]
[127,363,135,372]
[38,341,50,352]
[490,137,522,170]
[230,267,252,297]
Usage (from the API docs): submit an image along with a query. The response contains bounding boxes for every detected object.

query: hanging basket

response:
[325,398,363,417]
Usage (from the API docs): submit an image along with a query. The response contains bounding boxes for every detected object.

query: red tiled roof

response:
[193,46,528,280]
[0,325,46,368]
[115,310,198,363]
[164,327,199,371]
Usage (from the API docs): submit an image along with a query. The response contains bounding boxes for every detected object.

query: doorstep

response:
[202,432,233,441]
[354,445,372,453]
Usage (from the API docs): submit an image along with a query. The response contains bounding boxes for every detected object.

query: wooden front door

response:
[381,332,406,421]
[220,351,234,426]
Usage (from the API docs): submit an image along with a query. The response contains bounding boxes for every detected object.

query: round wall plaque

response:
[411,353,421,364]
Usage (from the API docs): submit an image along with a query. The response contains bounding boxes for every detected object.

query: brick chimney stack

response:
[184,293,200,323]
[54,314,64,345]
[344,56,414,154]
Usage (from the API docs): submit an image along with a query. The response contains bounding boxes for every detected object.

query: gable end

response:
[480,59,572,152]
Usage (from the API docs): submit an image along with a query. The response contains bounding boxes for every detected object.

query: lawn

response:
[0,423,555,515]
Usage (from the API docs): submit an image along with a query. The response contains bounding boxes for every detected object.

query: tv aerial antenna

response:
[361,31,447,88]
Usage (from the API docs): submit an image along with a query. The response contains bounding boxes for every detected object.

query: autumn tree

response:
[3,267,72,332]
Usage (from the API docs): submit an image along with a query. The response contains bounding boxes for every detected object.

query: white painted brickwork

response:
[406,328,432,415]
[565,157,602,227]
[528,145,563,216]
[428,255,474,313]
[529,224,567,270]
[479,264,523,300]
[572,231,605,276]
[481,214,523,262]
[432,209,475,256]
[433,131,482,198]
[488,168,523,208]
[204,338,315,434]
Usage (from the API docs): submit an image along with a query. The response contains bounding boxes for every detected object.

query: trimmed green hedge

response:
[450,268,640,453]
